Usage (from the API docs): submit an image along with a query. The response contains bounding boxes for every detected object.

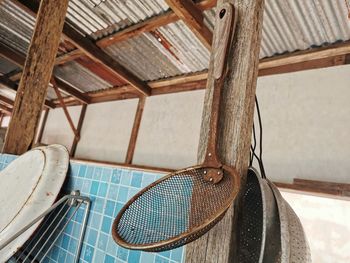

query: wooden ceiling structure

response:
[0,0,348,112]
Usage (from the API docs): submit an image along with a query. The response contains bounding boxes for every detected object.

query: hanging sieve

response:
[112,3,240,252]
[268,180,312,263]
[237,167,281,263]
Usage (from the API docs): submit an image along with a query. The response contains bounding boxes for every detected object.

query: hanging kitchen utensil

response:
[268,180,312,263]
[237,167,281,263]
[112,3,240,252]
[248,96,311,262]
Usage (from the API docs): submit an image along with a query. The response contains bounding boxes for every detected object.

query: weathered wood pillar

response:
[185,0,265,262]
[2,0,69,154]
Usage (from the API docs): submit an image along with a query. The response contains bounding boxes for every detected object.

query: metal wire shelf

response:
[2,191,91,263]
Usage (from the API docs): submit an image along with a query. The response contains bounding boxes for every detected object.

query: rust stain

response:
[150,30,181,62]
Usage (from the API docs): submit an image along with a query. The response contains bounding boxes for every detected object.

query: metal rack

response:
[2,191,90,263]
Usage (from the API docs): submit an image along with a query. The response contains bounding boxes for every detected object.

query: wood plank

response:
[55,49,85,65]
[53,77,90,104]
[186,1,265,262]
[0,104,12,115]
[36,108,49,144]
[0,94,14,107]
[52,80,80,139]
[125,96,146,164]
[259,54,347,76]
[3,0,69,154]
[259,40,350,69]
[275,180,350,199]
[96,0,217,48]
[15,0,151,96]
[165,0,213,49]
[70,104,87,157]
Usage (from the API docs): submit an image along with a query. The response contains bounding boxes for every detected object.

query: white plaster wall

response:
[41,106,81,152]
[133,90,205,169]
[256,65,350,184]
[282,191,350,263]
[75,100,138,163]
[41,64,350,184]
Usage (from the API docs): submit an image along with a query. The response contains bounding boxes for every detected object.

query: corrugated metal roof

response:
[66,0,170,40]
[204,0,350,58]
[0,57,19,75]
[0,0,34,55]
[104,33,183,81]
[54,61,111,92]
[103,20,210,81]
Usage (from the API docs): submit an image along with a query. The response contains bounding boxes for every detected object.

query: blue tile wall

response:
[0,154,185,263]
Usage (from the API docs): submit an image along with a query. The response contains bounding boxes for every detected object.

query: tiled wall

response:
[0,154,185,263]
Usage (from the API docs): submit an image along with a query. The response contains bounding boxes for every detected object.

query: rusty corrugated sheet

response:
[205,0,350,58]
[0,0,34,55]
[54,61,111,93]
[0,57,19,75]
[66,0,170,40]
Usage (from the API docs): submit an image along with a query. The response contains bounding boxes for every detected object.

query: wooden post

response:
[36,108,49,144]
[70,104,87,157]
[185,0,265,262]
[125,97,146,164]
[3,0,69,154]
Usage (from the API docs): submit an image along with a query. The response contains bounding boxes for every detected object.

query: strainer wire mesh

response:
[113,167,235,251]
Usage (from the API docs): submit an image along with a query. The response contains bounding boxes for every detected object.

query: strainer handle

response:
[203,3,237,168]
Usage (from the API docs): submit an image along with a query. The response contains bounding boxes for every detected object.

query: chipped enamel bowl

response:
[0,144,69,261]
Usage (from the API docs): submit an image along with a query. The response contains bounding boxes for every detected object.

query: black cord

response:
[249,123,257,166]
[255,96,266,179]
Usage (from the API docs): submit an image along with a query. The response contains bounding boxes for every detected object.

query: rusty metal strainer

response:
[112,3,240,252]
[237,167,281,263]
[268,180,312,263]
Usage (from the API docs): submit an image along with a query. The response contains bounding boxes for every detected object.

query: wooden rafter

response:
[70,104,87,157]
[14,0,151,96]
[165,0,213,49]
[0,94,14,108]
[96,0,217,48]
[51,79,80,139]
[125,96,146,164]
[36,108,49,144]
[275,178,350,199]
[0,104,12,115]
[53,77,90,104]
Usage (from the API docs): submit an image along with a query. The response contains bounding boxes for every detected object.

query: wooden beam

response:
[15,0,151,96]
[0,104,12,115]
[52,80,80,139]
[96,0,217,48]
[36,108,49,144]
[125,96,146,164]
[70,104,87,157]
[186,1,265,262]
[275,178,350,199]
[55,49,85,65]
[165,0,213,49]
[0,94,14,108]
[0,42,25,67]
[259,40,350,70]
[3,0,69,154]
[53,77,90,104]
[259,54,347,76]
